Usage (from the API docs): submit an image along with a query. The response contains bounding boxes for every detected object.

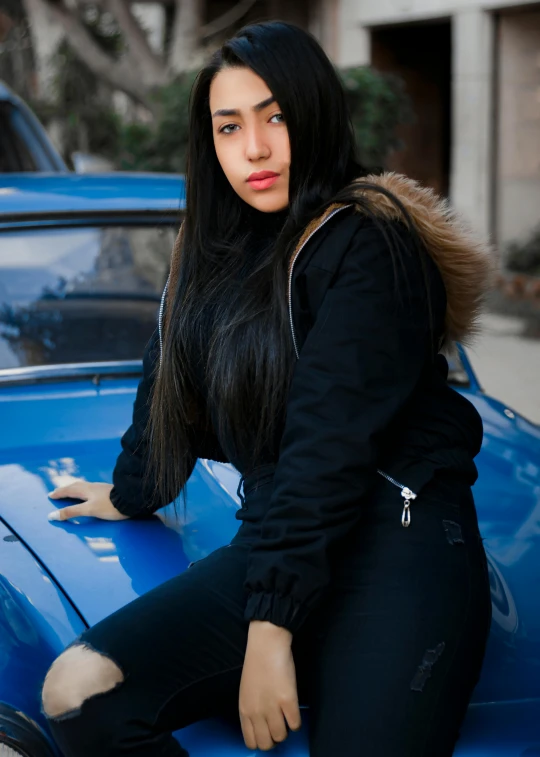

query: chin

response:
[247,197,289,214]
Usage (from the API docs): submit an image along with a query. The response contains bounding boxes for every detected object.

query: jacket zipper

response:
[287,204,353,359]
[376,470,417,527]
[158,275,170,363]
[287,205,417,527]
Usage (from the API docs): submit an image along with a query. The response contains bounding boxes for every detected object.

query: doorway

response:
[371,21,452,196]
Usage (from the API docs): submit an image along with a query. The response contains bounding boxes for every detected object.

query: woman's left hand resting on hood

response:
[47,481,130,521]
[239,620,301,751]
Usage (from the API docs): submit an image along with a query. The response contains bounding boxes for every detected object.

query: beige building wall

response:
[496,10,540,246]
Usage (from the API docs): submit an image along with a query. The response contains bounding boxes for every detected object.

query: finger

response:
[267,710,288,744]
[252,716,275,752]
[239,714,257,751]
[48,503,91,522]
[282,699,302,731]
[49,480,88,500]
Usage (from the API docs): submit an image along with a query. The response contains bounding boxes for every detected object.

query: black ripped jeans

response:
[45,466,491,757]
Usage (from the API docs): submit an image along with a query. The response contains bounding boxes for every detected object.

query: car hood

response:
[0,377,243,627]
[0,455,243,627]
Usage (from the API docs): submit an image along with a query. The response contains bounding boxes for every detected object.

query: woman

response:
[42,20,493,757]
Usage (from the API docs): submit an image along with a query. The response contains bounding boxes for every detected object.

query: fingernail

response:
[48,511,61,521]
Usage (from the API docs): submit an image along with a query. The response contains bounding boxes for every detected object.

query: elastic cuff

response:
[244,591,304,634]
[109,487,150,519]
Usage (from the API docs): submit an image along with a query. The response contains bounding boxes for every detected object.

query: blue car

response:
[0,174,539,756]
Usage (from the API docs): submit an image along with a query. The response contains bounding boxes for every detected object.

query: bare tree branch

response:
[168,0,203,74]
[38,0,159,108]
[22,0,64,99]
[200,0,257,40]
[105,0,165,77]
[25,0,257,110]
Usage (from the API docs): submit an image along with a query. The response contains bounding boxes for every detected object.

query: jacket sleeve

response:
[243,220,440,632]
[110,328,197,518]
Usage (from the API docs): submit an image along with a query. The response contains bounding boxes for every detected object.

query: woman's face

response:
[210,66,290,213]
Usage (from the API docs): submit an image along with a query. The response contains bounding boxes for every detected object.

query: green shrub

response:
[340,65,413,170]
[116,73,197,172]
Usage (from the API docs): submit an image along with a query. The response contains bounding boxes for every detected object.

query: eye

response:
[270,112,284,123]
[218,123,238,135]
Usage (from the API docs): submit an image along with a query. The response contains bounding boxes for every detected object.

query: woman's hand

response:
[47,481,130,522]
[239,620,301,751]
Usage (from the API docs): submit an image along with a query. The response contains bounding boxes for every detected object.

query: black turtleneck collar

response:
[243,204,289,243]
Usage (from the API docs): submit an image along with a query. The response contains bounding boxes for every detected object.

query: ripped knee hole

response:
[410,642,446,692]
[42,644,124,719]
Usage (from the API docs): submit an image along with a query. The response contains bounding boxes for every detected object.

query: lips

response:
[248,171,279,181]
[247,170,280,191]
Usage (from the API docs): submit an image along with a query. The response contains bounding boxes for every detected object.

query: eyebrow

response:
[211,95,276,118]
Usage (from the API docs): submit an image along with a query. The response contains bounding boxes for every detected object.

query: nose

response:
[245,124,269,161]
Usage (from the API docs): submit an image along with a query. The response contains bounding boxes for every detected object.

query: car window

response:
[0,224,177,368]
[0,102,37,172]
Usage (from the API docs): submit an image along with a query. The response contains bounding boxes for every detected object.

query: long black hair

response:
[147,20,419,512]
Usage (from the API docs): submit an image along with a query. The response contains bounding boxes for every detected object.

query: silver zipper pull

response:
[402,500,411,527]
[376,471,418,528]
[401,487,416,528]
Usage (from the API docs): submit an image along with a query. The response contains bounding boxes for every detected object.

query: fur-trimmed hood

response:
[291,172,495,346]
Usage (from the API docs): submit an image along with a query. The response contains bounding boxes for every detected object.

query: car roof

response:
[0,172,186,219]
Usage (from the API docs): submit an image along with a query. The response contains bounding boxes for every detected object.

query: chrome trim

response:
[287,205,353,359]
[0,360,143,386]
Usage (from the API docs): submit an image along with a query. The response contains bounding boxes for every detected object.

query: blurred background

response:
[0,0,538,421]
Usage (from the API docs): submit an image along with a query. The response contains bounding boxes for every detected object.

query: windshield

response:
[0,224,177,369]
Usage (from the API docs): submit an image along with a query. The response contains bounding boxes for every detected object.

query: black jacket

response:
[110,173,493,634]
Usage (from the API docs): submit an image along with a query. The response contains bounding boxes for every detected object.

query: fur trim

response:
[333,172,495,346]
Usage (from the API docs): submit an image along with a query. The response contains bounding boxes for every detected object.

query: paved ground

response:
[465,313,540,424]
